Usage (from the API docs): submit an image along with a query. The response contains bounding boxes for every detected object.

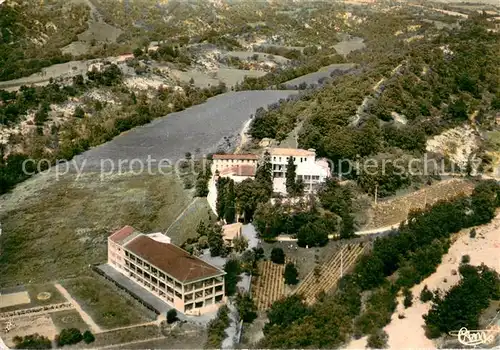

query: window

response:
[175,291,182,299]
[195,301,203,308]
[215,295,223,303]
[185,303,194,311]
[205,298,213,305]
[215,285,223,293]
[185,293,193,301]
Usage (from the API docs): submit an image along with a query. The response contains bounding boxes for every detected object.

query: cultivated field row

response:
[294,243,366,305]
[252,258,294,311]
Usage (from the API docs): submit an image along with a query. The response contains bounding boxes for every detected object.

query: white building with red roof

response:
[107,226,226,316]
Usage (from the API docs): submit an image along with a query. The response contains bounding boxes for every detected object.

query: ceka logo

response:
[449,326,500,347]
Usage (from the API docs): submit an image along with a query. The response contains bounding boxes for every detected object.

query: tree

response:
[284,262,299,285]
[224,258,241,296]
[297,221,329,247]
[82,330,95,344]
[57,328,83,346]
[236,292,257,323]
[270,247,285,264]
[73,106,85,118]
[420,285,433,303]
[286,156,297,196]
[232,235,248,253]
[13,334,52,349]
[423,264,500,338]
[167,309,178,324]
[367,329,388,349]
[254,150,273,199]
[224,179,236,223]
[403,288,413,308]
[469,228,476,238]
[133,47,143,58]
[264,294,309,331]
[461,255,470,264]
[208,224,227,257]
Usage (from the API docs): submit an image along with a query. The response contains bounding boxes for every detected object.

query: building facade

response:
[212,154,259,173]
[268,148,330,194]
[108,226,226,316]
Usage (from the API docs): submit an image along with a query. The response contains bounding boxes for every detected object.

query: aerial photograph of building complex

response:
[0,0,499,348]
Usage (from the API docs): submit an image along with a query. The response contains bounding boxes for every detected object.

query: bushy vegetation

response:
[236,292,258,323]
[424,264,500,338]
[205,305,230,348]
[224,258,241,296]
[0,3,88,82]
[13,334,52,349]
[56,328,83,347]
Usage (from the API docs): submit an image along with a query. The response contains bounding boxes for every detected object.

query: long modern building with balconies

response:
[107,226,226,316]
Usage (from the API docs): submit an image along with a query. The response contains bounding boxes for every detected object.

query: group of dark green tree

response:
[13,328,95,349]
[257,180,500,348]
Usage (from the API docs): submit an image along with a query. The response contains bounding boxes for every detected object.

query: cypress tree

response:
[224,179,236,223]
[286,156,297,196]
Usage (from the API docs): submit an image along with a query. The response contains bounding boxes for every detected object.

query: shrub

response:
[403,288,413,308]
[167,309,178,324]
[57,328,83,347]
[461,255,470,264]
[469,228,476,238]
[367,329,388,349]
[420,285,434,303]
[236,292,257,323]
[82,330,95,344]
[270,247,285,264]
[13,334,52,349]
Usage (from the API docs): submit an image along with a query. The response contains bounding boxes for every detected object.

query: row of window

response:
[297,175,321,181]
[272,156,309,163]
[185,295,224,312]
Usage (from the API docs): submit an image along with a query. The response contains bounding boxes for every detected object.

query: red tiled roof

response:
[125,235,224,282]
[109,226,136,245]
[212,154,259,160]
[219,164,256,177]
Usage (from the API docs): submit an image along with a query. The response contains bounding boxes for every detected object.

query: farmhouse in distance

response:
[213,147,330,194]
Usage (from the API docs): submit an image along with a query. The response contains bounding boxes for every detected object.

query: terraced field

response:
[74,90,298,172]
[294,243,366,305]
[252,258,294,311]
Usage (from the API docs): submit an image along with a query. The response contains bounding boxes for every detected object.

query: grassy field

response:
[165,197,213,245]
[90,325,161,348]
[50,309,90,332]
[0,283,67,312]
[0,172,191,287]
[61,276,156,329]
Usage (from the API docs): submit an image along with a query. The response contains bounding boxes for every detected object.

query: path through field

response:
[54,283,102,333]
[164,197,199,236]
